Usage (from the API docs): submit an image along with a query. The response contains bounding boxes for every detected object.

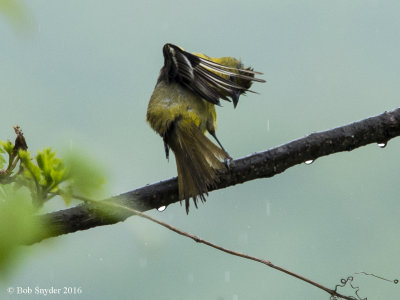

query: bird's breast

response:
[147,81,216,135]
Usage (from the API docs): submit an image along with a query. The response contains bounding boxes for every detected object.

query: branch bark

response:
[32,108,400,243]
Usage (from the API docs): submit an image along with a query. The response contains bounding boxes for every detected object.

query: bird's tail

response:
[166,118,230,213]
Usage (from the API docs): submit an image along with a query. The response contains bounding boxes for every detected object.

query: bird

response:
[146,43,265,213]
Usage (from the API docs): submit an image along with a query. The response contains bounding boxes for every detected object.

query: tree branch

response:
[31,108,400,243]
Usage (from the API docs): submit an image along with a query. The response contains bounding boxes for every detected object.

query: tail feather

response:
[167,119,229,213]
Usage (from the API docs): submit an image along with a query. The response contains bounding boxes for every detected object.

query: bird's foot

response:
[224,156,233,170]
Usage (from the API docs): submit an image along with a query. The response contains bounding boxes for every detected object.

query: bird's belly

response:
[147,82,215,134]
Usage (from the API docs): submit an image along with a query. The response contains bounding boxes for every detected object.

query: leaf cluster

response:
[0,126,105,278]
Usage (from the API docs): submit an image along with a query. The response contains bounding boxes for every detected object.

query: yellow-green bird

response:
[147,43,265,213]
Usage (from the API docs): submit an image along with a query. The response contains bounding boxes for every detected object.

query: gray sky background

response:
[1,1,399,299]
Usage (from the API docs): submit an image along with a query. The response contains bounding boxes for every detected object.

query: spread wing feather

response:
[164,43,265,107]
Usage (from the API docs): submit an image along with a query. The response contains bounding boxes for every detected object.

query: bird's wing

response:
[164,44,265,107]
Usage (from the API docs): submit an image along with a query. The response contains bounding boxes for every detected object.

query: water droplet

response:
[304,160,314,165]
[377,142,387,148]
[157,205,166,212]
[266,200,271,216]
[224,271,231,282]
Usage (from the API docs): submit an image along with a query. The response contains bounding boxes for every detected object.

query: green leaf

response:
[59,186,73,206]
[0,140,14,155]
[64,150,106,199]
[0,0,34,35]
[36,148,67,186]
[19,150,42,184]
[50,169,64,187]
[0,146,6,169]
[0,186,47,279]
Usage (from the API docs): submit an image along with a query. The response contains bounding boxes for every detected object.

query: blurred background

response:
[0,0,399,299]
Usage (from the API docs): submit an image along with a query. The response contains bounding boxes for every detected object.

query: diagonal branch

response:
[31,108,400,243]
[102,200,356,300]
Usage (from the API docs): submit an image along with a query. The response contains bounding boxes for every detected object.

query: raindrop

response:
[224,271,231,283]
[377,142,387,148]
[304,160,314,165]
[266,200,271,216]
[157,205,166,212]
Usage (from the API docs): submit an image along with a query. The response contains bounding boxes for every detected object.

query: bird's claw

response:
[224,157,233,170]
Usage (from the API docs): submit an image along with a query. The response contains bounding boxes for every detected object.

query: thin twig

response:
[91,198,355,300]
